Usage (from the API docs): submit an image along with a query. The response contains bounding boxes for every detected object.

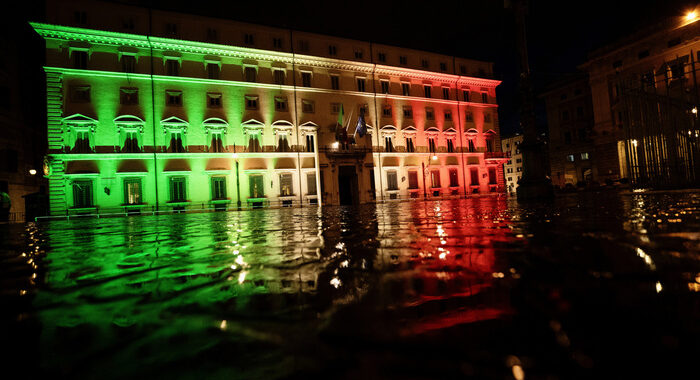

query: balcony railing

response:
[484,151,510,159]
[320,145,372,156]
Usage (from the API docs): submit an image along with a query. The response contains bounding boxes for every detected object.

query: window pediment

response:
[161,116,188,133]
[114,115,145,133]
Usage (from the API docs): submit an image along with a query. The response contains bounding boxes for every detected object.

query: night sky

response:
[10,0,700,136]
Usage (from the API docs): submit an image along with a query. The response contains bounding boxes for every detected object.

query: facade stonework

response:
[34,0,506,215]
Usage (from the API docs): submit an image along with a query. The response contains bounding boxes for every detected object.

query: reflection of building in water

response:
[33,0,506,217]
[580,13,700,188]
[373,199,511,334]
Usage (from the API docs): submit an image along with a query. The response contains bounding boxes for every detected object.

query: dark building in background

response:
[541,74,596,188]
[0,14,46,221]
[581,13,700,188]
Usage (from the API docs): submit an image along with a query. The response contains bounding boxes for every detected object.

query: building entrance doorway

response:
[338,165,359,205]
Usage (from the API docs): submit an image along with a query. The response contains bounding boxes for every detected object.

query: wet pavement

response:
[2,191,700,379]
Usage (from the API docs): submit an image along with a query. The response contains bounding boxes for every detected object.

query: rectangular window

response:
[405,137,415,152]
[330,75,339,90]
[440,62,447,71]
[401,82,410,96]
[165,23,177,36]
[387,171,398,190]
[275,96,288,112]
[168,130,185,153]
[72,180,93,208]
[408,171,418,189]
[206,28,218,42]
[210,132,224,152]
[328,45,337,56]
[384,136,393,152]
[354,49,363,59]
[460,65,466,74]
[301,71,312,87]
[244,66,256,82]
[207,63,220,79]
[211,176,226,200]
[481,92,488,103]
[73,50,88,69]
[378,52,386,62]
[382,105,392,118]
[169,176,186,202]
[277,134,290,152]
[244,33,255,45]
[247,134,261,152]
[298,40,309,52]
[357,77,366,92]
[449,169,459,187]
[468,139,475,152]
[424,85,431,98]
[470,168,479,186]
[273,69,285,85]
[567,154,575,162]
[442,87,450,100]
[421,59,429,68]
[403,106,413,118]
[428,137,437,153]
[399,56,407,65]
[302,99,315,113]
[581,152,589,160]
[380,80,389,94]
[484,113,491,123]
[73,130,92,153]
[426,107,434,120]
[123,131,140,153]
[70,85,91,103]
[74,11,87,25]
[488,168,497,185]
[307,172,317,195]
[245,95,258,110]
[207,93,222,108]
[166,59,179,76]
[564,131,572,144]
[122,55,136,73]
[123,177,142,205]
[166,90,182,106]
[463,90,470,102]
[562,110,569,121]
[331,102,341,114]
[447,139,454,153]
[120,87,138,105]
[273,37,283,49]
[444,110,452,121]
[249,175,264,198]
[305,134,315,152]
[430,170,440,188]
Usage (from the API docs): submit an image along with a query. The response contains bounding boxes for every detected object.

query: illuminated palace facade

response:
[34,0,506,216]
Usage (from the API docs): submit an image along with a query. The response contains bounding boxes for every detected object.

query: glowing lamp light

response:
[231,153,238,159]
[692,107,698,114]
[686,10,697,21]
[431,155,438,161]
[331,141,339,149]
[631,139,638,147]
[29,169,37,175]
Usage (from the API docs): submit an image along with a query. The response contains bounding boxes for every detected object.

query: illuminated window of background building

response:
[120,87,138,105]
[581,152,589,160]
[403,106,413,119]
[424,85,431,98]
[449,168,459,187]
[306,173,317,195]
[408,171,419,189]
[380,80,389,94]
[211,176,227,200]
[382,105,392,118]
[301,71,311,87]
[121,54,136,73]
[302,99,315,113]
[169,176,187,202]
[426,107,434,120]
[166,90,182,106]
[207,62,220,79]
[272,69,286,87]
[249,175,264,198]
[245,95,258,110]
[384,136,394,152]
[405,136,415,152]
[72,179,93,208]
[70,85,90,103]
[244,66,256,82]
[356,77,366,92]
[430,170,440,188]
[330,75,339,90]
[207,93,222,108]
[428,137,437,153]
[210,131,224,152]
[386,170,398,190]
[280,173,293,196]
[442,87,449,99]
[516,158,522,163]
[123,177,142,205]
[567,154,575,162]
[274,96,288,112]
[401,82,410,96]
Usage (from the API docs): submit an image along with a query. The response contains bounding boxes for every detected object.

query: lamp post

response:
[233,153,241,209]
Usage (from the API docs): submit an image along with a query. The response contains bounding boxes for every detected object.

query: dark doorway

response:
[338,165,359,206]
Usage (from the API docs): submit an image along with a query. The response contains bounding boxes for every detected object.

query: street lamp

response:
[29,169,37,175]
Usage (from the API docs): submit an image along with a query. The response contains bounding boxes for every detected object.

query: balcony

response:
[484,151,510,162]
[320,145,371,158]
